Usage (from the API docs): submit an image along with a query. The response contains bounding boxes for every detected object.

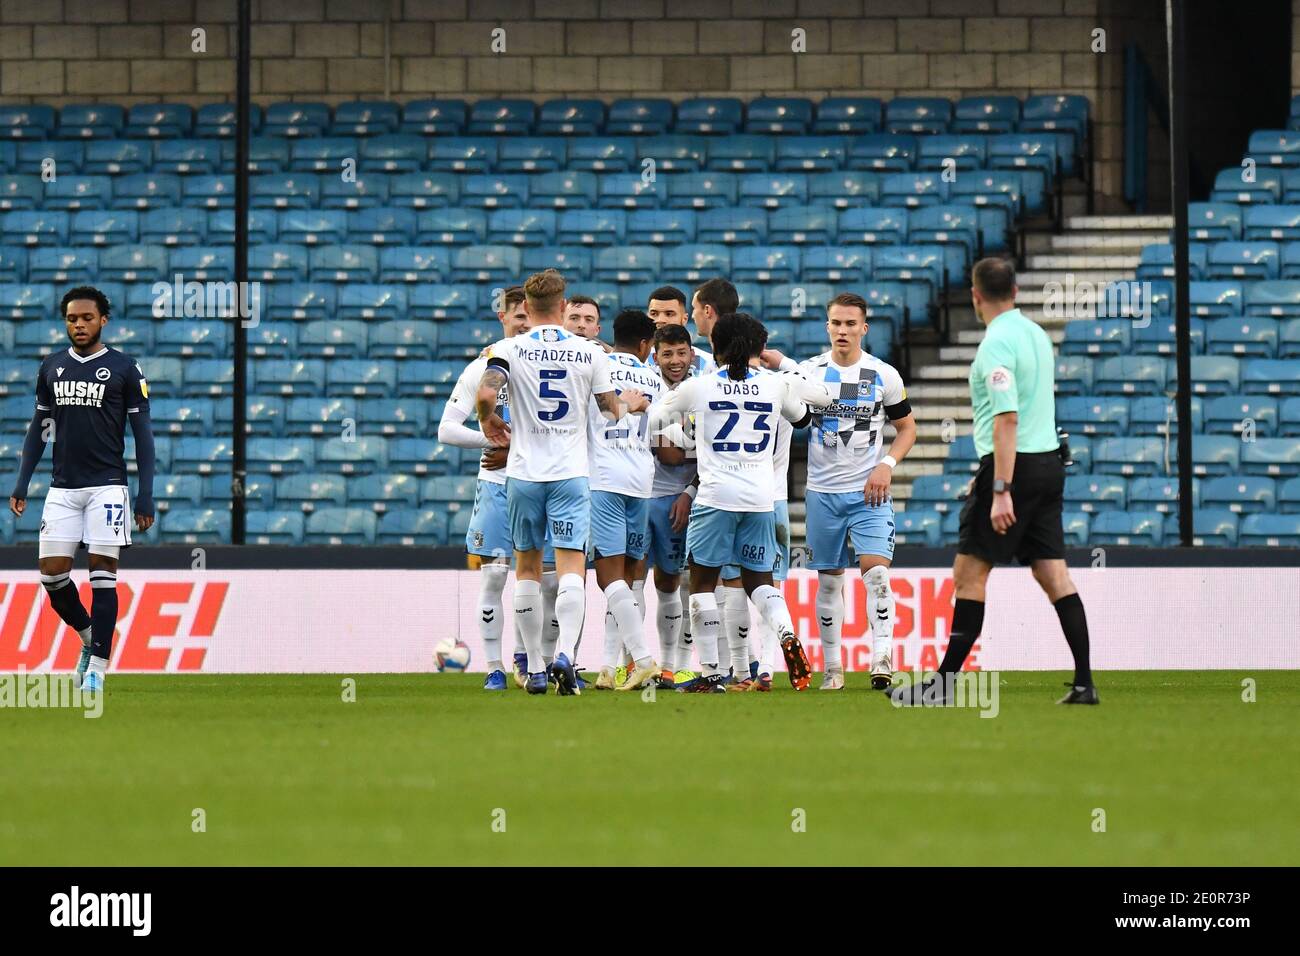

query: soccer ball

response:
[434,639,471,673]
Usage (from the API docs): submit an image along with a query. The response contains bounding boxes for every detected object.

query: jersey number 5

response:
[538,369,569,421]
[709,400,772,453]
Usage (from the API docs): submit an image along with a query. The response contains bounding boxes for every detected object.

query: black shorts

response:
[957,450,1066,566]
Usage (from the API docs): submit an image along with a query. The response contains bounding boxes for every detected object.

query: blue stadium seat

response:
[594,245,662,283]
[523,245,591,280]
[485,209,556,245]
[774,137,847,173]
[1243,358,1300,395]
[908,203,980,276]
[698,207,767,245]
[1188,434,1241,477]
[1185,280,1242,319]
[0,142,13,173]
[250,173,318,210]
[764,205,837,244]
[156,321,229,359]
[125,103,192,138]
[1056,396,1130,437]
[239,137,291,173]
[537,98,605,136]
[153,138,220,175]
[1188,202,1241,241]
[607,99,673,136]
[528,171,598,209]
[330,100,399,137]
[392,438,460,475]
[309,245,378,282]
[907,474,969,514]
[1093,437,1165,476]
[1240,437,1300,477]
[349,472,422,509]
[739,173,808,209]
[317,435,388,475]
[110,173,181,211]
[661,244,730,285]
[880,172,947,208]
[1206,316,1279,358]
[354,134,424,175]
[45,175,113,211]
[377,509,448,546]
[427,137,498,174]
[0,283,53,318]
[0,246,26,282]
[242,510,304,545]
[399,99,467,136]
[1089,510,1164,546]
[1063,473,1127,513]
[638,135,707,173]
[1189,509,1238,546]
[808,171,880,209]
[0,175,42,211]
[320,175,390,210]
[305,508,378,545]
[1240,512,1300,546]
[263,282,333,322]
[666,172,738,210]
[13,320,67,357]
[1093,355,1167,396]
[297,319,367,360]
[676,98,743,135]
[0,106,55,140]
[136,357,184,397]
[801,246,870,283]
[325,360,396,399]
[234,395,287,436]
[140,207,206,246]
[346,207,417,245]
[452,244,523,282]
[764,283,833,321]
[56,104,125,140]
[462,174,529,210]
[181,174,233,210]
[1244,281,1300,323]
[838,206,908,245]
[159,508,230,544]
[842,133,915,172]
[706,135,775,173]
[1137,243,1206,280]
[597,173,664,209]
[376,245,446,283]
[409,284,477,321]
[886,97,951,135]
[1243,204,1300,242]
[872,243,946,293]
[626,209,696,245]
[1061,319,1132,357]
[17,140,83,175]
[254,359,324,397]
[814,97,882,135]
[732,246,800,284]
[336,283,405,321]
[953,95,1019,134]
[177,358,235,398]
[1189,355,1239,396]
[1125,476,1186,514]
[284,397,355,437]
[894,509,941,545]
[917,134,987,172]
[497,137,566,174]
[153,473,204,509]
[557,209,626,246]
[275,473,347,511]
[368,321,438,361]
[263,102,330,138]
[149,400,214,440]
[194,102,263,138]
[82,139,148,175]
[567,136,636,173]
[247,243,307,282]
[28,247,96,283]
[355,396,429,438]
[98,244,167,282]
[414,208,487,246]
[1280,475,1300,511]
[1200,475,1275,514]
[746,97,813,135]
[2,210,67,247]
[1211,167,1281,204]
[385,172,457,210]
[173,436,234,474]
[576,283,620,317]
[1130,395,1203,435]
[468,99,535,135]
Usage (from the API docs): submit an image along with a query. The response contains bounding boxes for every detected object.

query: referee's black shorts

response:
[957,450,1066,566]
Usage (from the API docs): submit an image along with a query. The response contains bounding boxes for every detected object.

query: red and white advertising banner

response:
[0,567,1295,673]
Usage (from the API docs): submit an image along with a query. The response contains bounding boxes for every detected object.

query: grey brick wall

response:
[0,0,1112,198]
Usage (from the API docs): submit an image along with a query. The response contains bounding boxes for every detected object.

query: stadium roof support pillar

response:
[1166,0,1193,547]
[231,0,251,545]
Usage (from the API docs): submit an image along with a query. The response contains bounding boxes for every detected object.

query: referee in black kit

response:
[900,258,1098,705]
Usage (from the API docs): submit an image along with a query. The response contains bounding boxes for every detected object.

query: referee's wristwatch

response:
[992,479,1014,495]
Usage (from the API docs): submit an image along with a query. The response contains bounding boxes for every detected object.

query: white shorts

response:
[40,485,132,555]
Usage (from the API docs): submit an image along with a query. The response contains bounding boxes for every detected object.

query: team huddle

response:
[440,270,917,695]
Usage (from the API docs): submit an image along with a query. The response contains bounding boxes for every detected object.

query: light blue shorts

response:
[685,504,777,573]
[646,493,687,575]
[507,476,589,553]
[805,490,895,570]
[590,490,650,560]
[469,479,556,563]
[722,499,790,581]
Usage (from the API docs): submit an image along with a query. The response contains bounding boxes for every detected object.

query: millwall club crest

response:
[95,367,111,382]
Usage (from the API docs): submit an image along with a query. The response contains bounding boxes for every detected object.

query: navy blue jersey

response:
[34,346,150,489]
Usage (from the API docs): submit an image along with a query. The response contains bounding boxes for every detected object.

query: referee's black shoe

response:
[1057,683,1100,705]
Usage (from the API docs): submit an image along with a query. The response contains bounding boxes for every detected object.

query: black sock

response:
[938,598,985,674]
[1053,593,1093,687]
[89,571,118,662]
[40,573,92,632]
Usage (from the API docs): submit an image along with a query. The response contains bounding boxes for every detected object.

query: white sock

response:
[606,580,651,665]
[724,585,750,677]
[817,572,845,673]
[754,614,780,679]
[513,579,544,674]
[688,591,722,675]
[750,584,795,647]
[655,587,682,667]
[631,579,646,622]
[541,569,560,663]
[87,655,109,677]
[553,573,586,661]
[602,609,620,669]
[477,561,509,673]
[676,581,693,670]
[864,565,896,669]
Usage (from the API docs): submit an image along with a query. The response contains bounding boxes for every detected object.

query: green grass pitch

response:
[2,671,1297,866]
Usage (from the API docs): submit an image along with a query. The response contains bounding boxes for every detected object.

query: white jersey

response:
[587,351,664,497]
[649,376,698,498]
[800,350,909,495]
[445,354,508,485]
[485,325,613,482]
[773,416,792,503]
[654,365,832,512]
